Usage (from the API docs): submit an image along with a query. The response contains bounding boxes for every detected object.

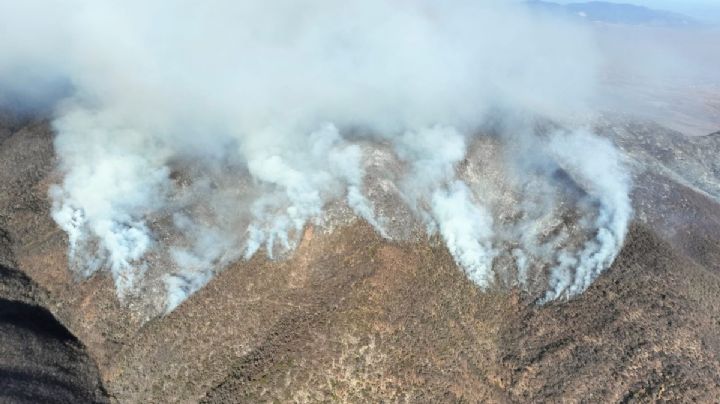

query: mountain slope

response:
[1,113,720,401]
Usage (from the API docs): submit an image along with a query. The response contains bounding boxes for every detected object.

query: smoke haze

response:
[0,0,648,314]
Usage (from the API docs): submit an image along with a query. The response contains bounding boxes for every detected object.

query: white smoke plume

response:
[431,181,496,288]
[541,130,632,301]
[393,126,496,286]
[0,0,634,314]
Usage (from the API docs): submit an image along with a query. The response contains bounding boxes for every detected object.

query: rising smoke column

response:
[0,0,631,313]
[393,126,497,287]
[541,130,632,301]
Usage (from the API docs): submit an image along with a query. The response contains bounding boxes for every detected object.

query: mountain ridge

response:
[525,1,700,27]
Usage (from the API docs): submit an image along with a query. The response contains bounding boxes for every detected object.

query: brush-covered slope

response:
[1,114,720,402]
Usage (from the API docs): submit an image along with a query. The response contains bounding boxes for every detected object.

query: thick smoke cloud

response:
[0,0,633,314]
[542,130,631,301]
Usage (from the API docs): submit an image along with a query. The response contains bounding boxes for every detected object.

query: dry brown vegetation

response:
[1,115,720,402]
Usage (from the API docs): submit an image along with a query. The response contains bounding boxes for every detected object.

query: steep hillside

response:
[1,114,719,401]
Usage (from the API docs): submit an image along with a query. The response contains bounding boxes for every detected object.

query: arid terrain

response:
[2,0,720,402]
[1,109,720,403]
